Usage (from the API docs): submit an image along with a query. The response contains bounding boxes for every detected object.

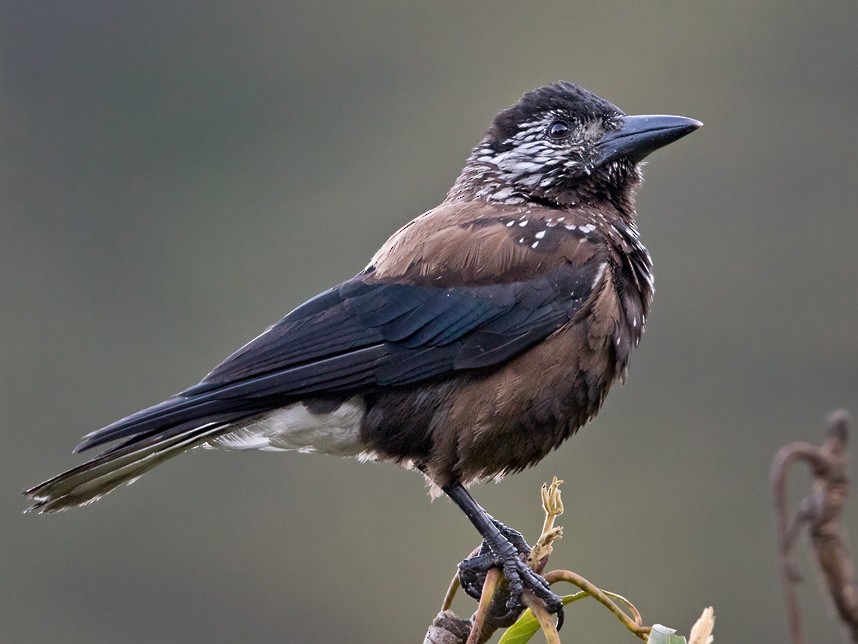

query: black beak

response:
[592,114,702,167]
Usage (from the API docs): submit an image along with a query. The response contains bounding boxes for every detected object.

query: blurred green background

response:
[3,2,857,642]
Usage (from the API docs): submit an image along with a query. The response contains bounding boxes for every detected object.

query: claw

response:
[459,553,493,600]
[501,557,565,630]
[458,523,564,629]
[555,604,565,630]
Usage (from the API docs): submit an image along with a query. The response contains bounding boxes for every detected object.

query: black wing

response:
[76,259,603,453]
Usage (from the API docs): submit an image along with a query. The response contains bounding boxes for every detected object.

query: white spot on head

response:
[510,161,541,173]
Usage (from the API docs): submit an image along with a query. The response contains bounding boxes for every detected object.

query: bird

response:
[25,81,700,624]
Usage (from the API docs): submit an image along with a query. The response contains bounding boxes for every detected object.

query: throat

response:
[581,161,642,216]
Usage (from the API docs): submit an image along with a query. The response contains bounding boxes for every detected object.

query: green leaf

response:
[498,593,587,644]
[497,609,540,644]
[647,624,688,644]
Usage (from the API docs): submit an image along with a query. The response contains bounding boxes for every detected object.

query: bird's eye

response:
[547,120,571,140]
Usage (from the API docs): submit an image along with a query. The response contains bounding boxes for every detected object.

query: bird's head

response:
[447,81,701,211]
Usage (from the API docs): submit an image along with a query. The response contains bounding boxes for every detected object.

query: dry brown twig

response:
[423,476,711,643]
[771,409,858,644]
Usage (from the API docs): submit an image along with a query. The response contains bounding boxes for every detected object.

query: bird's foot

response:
[458,521,564,629]
[459,519,530,601]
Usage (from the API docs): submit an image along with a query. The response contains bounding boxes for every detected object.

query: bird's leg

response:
[443,482,564,628]
[488,516,531,553]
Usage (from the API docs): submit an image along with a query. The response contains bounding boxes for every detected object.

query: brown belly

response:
[360,319,621,486]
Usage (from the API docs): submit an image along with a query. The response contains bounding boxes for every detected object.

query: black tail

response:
[24,395,263,513]
[24,421,234,513]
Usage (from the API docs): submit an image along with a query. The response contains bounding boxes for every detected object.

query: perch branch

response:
[423,475,711,642]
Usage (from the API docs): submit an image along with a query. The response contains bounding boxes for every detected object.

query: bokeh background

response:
[3,2,857,642]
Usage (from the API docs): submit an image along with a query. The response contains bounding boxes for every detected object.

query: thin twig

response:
[544,569,650,640]
[442,546,481,612]
[523,592,561,644]
[467,568,502,644]
[771,409,858,644]
[441,574,460,613]
[772,441,820,644]
[603,590,644,626]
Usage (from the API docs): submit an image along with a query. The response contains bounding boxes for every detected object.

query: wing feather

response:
[75,249,606,454]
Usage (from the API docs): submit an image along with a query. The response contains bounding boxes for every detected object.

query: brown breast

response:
[360,199,651,486]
